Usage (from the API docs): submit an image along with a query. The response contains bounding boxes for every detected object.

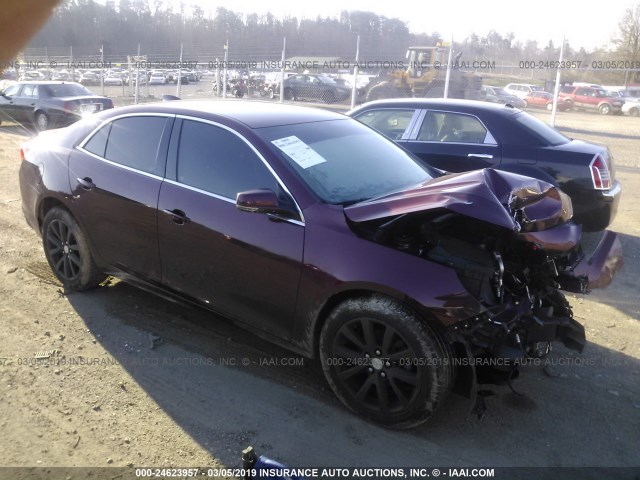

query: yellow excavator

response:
[364,46,483,102]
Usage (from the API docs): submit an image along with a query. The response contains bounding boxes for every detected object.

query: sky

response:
[174,0,636,51]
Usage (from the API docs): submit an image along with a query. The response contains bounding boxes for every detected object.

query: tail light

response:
[589,155,611,190]
[63,101,79,113]
[19,147,25,161]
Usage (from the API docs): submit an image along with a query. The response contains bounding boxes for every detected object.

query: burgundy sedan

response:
[19,101,622,428]
[523,91,567,111]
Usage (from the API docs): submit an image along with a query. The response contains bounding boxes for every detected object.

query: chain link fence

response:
[4,39,640,117]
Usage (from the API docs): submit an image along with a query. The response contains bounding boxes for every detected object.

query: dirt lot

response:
[0,106,638,475]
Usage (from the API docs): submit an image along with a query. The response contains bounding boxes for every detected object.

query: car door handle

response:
[76,177,95,191]
[162,209,190,225]
[468,153,494,159]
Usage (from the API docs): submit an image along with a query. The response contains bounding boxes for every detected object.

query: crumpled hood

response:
[344,168,573,232]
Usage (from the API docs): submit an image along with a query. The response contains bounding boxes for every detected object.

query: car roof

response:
[15,81,81,85]
[99,100,347,129]
[349,98,521,117]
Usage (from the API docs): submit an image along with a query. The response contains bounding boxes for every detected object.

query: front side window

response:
[3,84,20,96]
[176,120,279,200]
[355,109,417,140]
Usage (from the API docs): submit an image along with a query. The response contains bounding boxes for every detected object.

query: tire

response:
[283,88,294,101]
[546,102,554,111]
[522,100,528,108]
[35,111,49,131]
[630,107,639,117]
[599,103,611,115]
[268,88,276,99]
[325,90,336,104]
[42,207,105,291]
[319,295,454,429]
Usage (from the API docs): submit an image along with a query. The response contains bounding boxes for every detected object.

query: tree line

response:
[21,0,640,84]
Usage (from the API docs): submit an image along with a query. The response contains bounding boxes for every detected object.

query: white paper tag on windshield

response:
[271,136,326,169]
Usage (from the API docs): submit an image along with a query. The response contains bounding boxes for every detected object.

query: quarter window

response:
[355,109,416,140]
[83,123,111,158]
[176,120,278,199]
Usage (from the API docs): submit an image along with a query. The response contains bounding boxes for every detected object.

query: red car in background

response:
[523,91,567,111]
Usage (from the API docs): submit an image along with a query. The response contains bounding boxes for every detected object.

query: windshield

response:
[513,111,570,146]
[256,119,433,204]
[44,83,92,97]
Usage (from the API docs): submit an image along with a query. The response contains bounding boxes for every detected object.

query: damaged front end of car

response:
[344,168,623,401]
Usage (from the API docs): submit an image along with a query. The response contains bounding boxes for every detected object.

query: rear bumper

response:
[558,230,623,292]
[572,230,624,290]
[573,180,621,232]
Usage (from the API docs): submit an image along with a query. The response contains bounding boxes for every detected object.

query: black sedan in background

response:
[349,99,621,231]
[0,81,113,131]
[281,74,351,103]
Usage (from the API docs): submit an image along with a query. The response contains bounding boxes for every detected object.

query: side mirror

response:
[236,189,296,218]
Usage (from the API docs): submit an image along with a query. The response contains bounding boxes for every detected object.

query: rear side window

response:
[355,109,416,140]
[417,111,495,144]
[21,84,38,97]
[176,120,278,199]
[104,116,167,175]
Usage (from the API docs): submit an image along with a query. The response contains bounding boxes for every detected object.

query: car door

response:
[70,114,174,280]
[12,83,37,123]
[0,83,22,123]
[401,110,501,172]
[289,74,308,100]
[157,118,304,338]
[574,87,591,109]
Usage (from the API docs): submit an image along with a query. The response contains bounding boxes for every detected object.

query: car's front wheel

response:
[42,207,106,291]
[320,295,454,429]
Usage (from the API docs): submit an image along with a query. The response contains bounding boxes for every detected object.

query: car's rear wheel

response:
[599,103,611,115]
[630,107,639,117]
[42,208,105,291]
[284,87,294,101]
[35,111,49,131]
[319,295,453,429]
[546,102,554,111]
